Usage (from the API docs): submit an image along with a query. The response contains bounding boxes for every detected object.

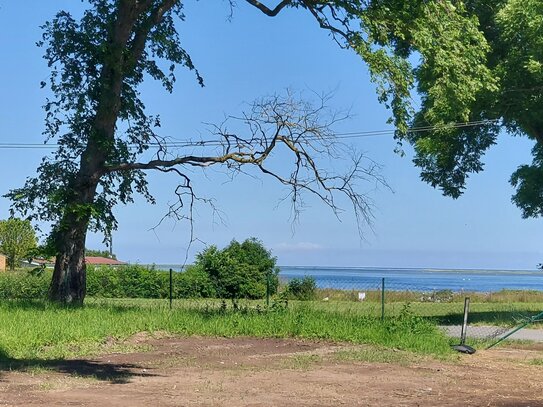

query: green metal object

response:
[486,310,543,349]
[452,297,476,354]
[381,277,385,321]
[266,272,270,307]
[169,268,173,310]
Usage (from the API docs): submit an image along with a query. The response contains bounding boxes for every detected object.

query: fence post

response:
[169,268,173,310]
[381,277,385,322]
[266,272,271,307]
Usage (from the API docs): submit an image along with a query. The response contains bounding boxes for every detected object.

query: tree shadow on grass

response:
[0,349,156,384]
[428,309,543,327]
[0,298,147,314]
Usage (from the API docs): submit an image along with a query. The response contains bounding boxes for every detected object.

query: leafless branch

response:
[105,91,387,237]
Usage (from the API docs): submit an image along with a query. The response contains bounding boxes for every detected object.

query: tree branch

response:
[104,91,387,237]
[244,0,292,16]
[129,0,178,64]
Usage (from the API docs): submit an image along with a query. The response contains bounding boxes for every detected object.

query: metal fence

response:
[2,269,542,345]
[280,274,543,344]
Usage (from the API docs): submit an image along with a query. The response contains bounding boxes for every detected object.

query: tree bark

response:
[50,221,88,305]
[49,175,99,304]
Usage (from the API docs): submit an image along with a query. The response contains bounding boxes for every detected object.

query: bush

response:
[176,265,216,298]
[87,265,168,298]
[285,276,317,301]
[0,271,49,299]
[195,238,279,300]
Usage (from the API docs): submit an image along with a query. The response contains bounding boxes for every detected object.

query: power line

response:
[0,119,499,150]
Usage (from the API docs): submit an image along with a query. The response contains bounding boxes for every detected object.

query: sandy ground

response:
[1,336,542,407]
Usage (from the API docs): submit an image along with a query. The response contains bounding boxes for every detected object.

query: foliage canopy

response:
[0,218,37,270]
[194,238,279,300]
[406,0,543,215]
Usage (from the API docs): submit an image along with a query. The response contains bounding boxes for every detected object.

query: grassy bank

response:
[0,299,452,361]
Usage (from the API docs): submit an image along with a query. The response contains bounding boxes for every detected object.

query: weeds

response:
[0,299,451,361]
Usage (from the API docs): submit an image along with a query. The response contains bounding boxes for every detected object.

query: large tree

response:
[7,0,494,304]
[402,0,543,214]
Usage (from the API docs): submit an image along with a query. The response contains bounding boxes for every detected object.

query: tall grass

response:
[0,299,451,361]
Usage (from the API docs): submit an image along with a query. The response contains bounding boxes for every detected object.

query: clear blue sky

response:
[0,1,541,269]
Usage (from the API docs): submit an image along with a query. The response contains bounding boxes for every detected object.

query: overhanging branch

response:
[244,0,292,16]
[104,91,387,237]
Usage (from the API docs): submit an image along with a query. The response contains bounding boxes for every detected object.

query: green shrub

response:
[176,265,216,298]
[87,265,168,298]
[285,276,317,301]
[195,238,279,300]
[0,271,49,299]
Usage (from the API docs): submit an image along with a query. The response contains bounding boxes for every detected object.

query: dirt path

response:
[1,336,542,407]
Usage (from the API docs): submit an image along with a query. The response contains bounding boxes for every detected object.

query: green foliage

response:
[195,238,279,300]
[6,1,201,239]
[406,0,543,213]
[0,299,451,360]
[0,218,38,270]
[175,265,215,298]
[0,271,50,299]
[285,276,317,301]
[86,265,168,298]
[5,0,505,246]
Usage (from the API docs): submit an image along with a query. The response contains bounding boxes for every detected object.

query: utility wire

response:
[0,119,499,150]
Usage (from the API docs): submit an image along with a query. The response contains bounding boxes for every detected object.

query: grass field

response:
[1,289,542,363]
[0,298,453,361]
[85,295,543,326]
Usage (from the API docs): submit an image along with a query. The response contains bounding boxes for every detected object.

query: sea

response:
[153,265,543,293]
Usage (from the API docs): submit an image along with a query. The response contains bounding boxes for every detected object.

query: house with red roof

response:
[85,256,126,266]
[22,256,126,268]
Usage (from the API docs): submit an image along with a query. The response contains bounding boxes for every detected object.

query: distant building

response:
[21,256,126,268]
[85,256,126,266]
[0,254,6,271]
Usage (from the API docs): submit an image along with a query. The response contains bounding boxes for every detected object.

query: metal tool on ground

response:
[452,297,476,354]
[486,309,543,349]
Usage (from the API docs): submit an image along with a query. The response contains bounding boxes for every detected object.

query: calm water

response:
[154,264,543,292]
[279,266,543,292]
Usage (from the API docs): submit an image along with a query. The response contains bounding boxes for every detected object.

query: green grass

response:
[0,299,452,361]
[1,290,541,363]
[530,358,543,366]
[334,346,420,365]
[295,300,543,327]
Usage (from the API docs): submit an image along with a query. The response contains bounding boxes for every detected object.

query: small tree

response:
[194,238,279,301]
[0,218,37,270]
[286,276,317,301]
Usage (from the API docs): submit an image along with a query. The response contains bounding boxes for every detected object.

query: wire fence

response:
[279,275,543,343]
[1,269,542,345]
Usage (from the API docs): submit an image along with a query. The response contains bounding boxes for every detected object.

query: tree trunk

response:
[50,223,87,305]
[49,179,98,305]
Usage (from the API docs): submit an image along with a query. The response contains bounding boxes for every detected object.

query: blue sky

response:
[0,1,541,269]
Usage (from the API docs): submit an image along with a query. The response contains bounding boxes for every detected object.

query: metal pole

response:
[381,277,385,322]
[169,268,173,310]
[460,297,470,345]
[266,272,270,307]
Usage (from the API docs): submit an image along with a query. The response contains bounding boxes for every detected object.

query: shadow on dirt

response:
[0,349,155,384]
